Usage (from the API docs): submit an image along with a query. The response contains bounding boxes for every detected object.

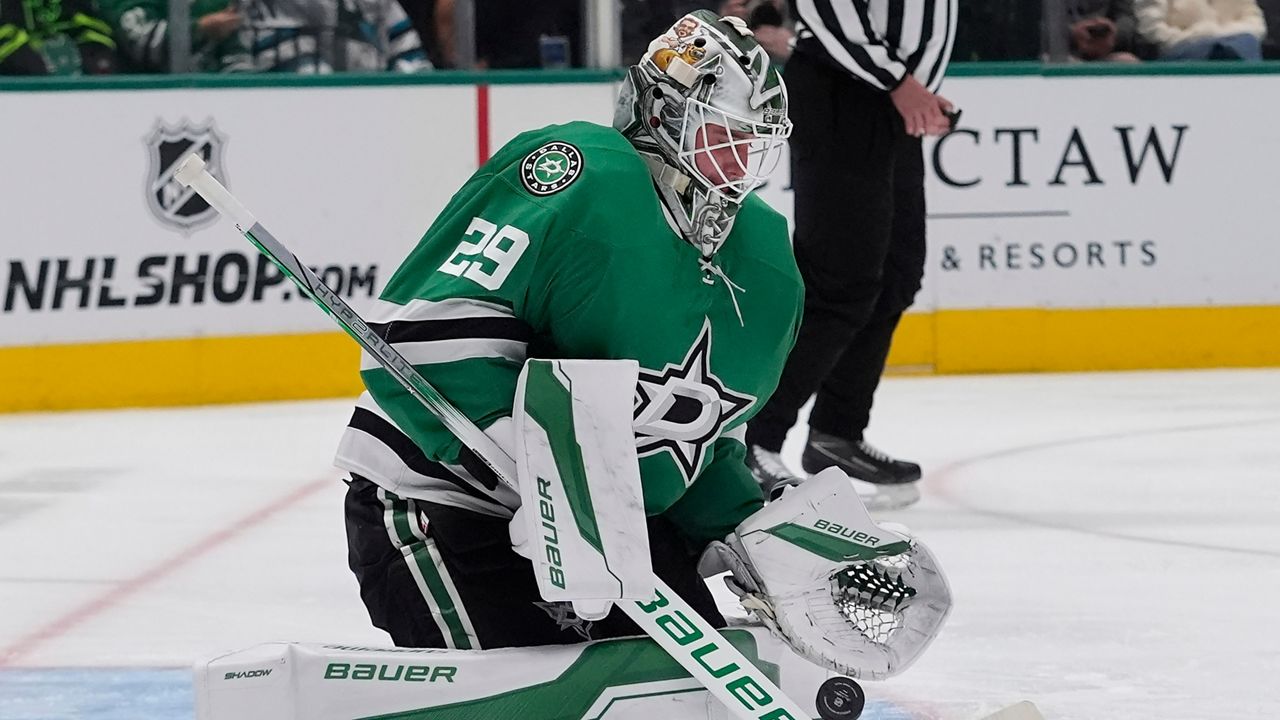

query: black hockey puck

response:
[815,676,865,720]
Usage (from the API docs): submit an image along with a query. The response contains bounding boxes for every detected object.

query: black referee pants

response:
[747,52,927,451]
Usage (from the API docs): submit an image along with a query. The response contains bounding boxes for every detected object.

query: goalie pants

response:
[343,474,726,649]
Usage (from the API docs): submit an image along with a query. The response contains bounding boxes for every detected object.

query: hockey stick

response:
[175,154,812,720]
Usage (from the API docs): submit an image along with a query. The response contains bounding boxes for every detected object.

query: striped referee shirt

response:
[792,0,958,92]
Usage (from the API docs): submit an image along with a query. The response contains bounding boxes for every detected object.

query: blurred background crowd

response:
[2,0,1279,76]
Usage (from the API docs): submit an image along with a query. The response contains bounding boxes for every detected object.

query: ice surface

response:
[1,369,1277,719]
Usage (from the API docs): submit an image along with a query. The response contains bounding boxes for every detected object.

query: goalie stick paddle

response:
[174,154,813,720]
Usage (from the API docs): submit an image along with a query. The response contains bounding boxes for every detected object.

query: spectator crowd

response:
[1066,0,1269,62]
[1,0,437,74]
[2,0,1278,75]
[958,0,1277,62]
[0,0,785,75]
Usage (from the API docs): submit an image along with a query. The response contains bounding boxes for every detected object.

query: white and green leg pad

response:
[194,627,830,720]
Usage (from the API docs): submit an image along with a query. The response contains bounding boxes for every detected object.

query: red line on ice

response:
[0,477,331,667]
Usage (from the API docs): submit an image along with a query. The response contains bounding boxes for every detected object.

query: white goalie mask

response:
[614,10,791,259]
[702,469,952,680]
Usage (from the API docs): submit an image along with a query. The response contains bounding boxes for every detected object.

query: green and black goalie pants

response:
[343,474,725,650]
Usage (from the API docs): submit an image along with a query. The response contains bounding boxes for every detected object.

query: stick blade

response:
[979,701,1044,720]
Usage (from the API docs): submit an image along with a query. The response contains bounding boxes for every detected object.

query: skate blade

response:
[850,479,920,511]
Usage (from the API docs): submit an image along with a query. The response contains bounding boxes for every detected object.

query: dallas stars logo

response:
[535,156,565,181]
[533,601,594,641]
[634,320,754,484]
[520,141,583,196]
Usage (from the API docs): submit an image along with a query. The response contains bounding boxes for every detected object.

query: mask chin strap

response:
[641,151,696,241]
[641,152,691,195]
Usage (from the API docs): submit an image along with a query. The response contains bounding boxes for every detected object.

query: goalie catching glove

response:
[699,467,952,680]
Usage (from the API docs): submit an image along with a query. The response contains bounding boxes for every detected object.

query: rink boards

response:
[2,66,1279,411]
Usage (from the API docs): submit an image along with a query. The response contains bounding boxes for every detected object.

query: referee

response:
[746,0,957,510]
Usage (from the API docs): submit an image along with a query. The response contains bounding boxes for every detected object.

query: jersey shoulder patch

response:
[502,122,648,199]
[519,141,584,196]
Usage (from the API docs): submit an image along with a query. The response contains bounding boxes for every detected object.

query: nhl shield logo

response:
[145,120,227,232]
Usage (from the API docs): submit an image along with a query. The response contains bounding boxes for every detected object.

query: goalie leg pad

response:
[195,628,829,720]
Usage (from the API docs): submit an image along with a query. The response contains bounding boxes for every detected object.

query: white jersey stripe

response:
[868,0,890,39]
[336,391,521,514]
[899,1,926,59]
[363,296,516,324]
[336,425,518,516]
[359,338,527,370]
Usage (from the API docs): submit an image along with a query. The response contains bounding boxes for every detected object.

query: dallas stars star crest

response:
[533,601,593,641]
[633,319,754,484]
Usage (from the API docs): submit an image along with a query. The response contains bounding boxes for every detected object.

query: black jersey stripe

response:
[368,317,533,345]
[347,407,496,502]
[885,1,904,58]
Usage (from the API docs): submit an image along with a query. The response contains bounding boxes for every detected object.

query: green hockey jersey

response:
[334,121,803,546]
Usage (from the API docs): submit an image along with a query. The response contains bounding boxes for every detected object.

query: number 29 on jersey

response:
[438,217,530,291]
